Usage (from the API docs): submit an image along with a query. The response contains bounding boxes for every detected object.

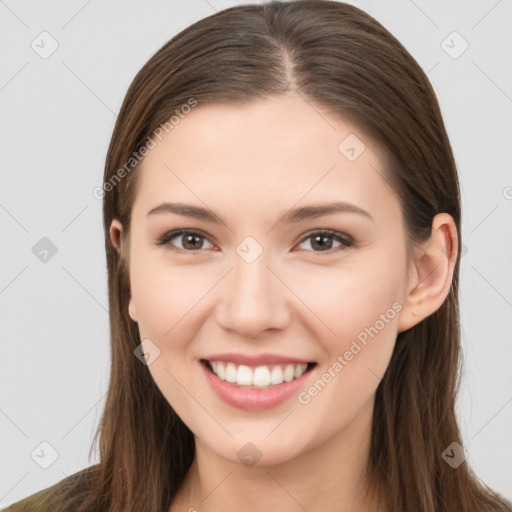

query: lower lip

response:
[200,360,315,411]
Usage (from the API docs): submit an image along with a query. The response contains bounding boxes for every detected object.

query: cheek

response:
[297,255,404,348]
[293,260,403,434]
[128,255,210,425]
[129,251,218,340]
[290,251,407,411]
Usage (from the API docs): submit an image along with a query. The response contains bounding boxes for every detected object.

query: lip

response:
[202,352,314,366]
[199,359,317,411]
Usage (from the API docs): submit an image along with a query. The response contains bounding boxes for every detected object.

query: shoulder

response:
[1,465,97,512]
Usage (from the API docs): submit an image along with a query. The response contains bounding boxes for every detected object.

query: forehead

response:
[132,94,398,219]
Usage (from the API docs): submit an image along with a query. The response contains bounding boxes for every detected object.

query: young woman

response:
[4,1,510,511]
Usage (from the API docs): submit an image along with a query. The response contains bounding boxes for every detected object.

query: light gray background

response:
[1,0,511,507]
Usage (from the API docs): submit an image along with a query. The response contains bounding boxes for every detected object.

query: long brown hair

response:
[53,1,511,510]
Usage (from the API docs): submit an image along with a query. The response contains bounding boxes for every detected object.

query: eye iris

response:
[311,234,333,251]
[182,233,203,250]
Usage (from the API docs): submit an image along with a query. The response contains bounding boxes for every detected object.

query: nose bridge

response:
[216,239,288,335]
[233,245,270,300]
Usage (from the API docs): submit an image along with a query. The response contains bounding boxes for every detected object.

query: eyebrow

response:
[147,201,373,224]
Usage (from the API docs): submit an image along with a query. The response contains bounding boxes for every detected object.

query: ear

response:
[397,213,459,333]
[109,218,123,254]
[109,219,138,323]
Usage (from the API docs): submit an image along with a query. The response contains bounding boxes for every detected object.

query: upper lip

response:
[201,353,314,366]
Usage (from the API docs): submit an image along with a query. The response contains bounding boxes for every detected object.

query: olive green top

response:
[1,466,94,511]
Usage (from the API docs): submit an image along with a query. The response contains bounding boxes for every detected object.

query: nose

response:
[215,249,291,338]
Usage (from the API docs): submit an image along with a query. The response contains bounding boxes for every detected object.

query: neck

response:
[171,398,385,512]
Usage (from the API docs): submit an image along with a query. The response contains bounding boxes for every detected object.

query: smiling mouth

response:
[200,359,317,389]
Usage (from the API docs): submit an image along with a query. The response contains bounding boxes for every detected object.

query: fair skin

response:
[109,93,458,512]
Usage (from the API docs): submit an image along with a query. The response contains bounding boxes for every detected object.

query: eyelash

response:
[155,229,354,254]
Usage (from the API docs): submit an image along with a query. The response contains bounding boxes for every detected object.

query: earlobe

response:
[397,213,459,333]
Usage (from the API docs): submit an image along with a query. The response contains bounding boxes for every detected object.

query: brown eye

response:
[156,230,214,252]
[297,231,353,252]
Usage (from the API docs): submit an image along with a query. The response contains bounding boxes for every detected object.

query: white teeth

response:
[208,361,309,388]
[253,366,270,387]
[270,366,283,385]
[216,362,225,381]
[283,365,295,382]
[225,363,237,383]
[237,365,253,385]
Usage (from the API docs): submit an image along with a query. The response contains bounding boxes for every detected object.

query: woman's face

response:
[112,93,416,466]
